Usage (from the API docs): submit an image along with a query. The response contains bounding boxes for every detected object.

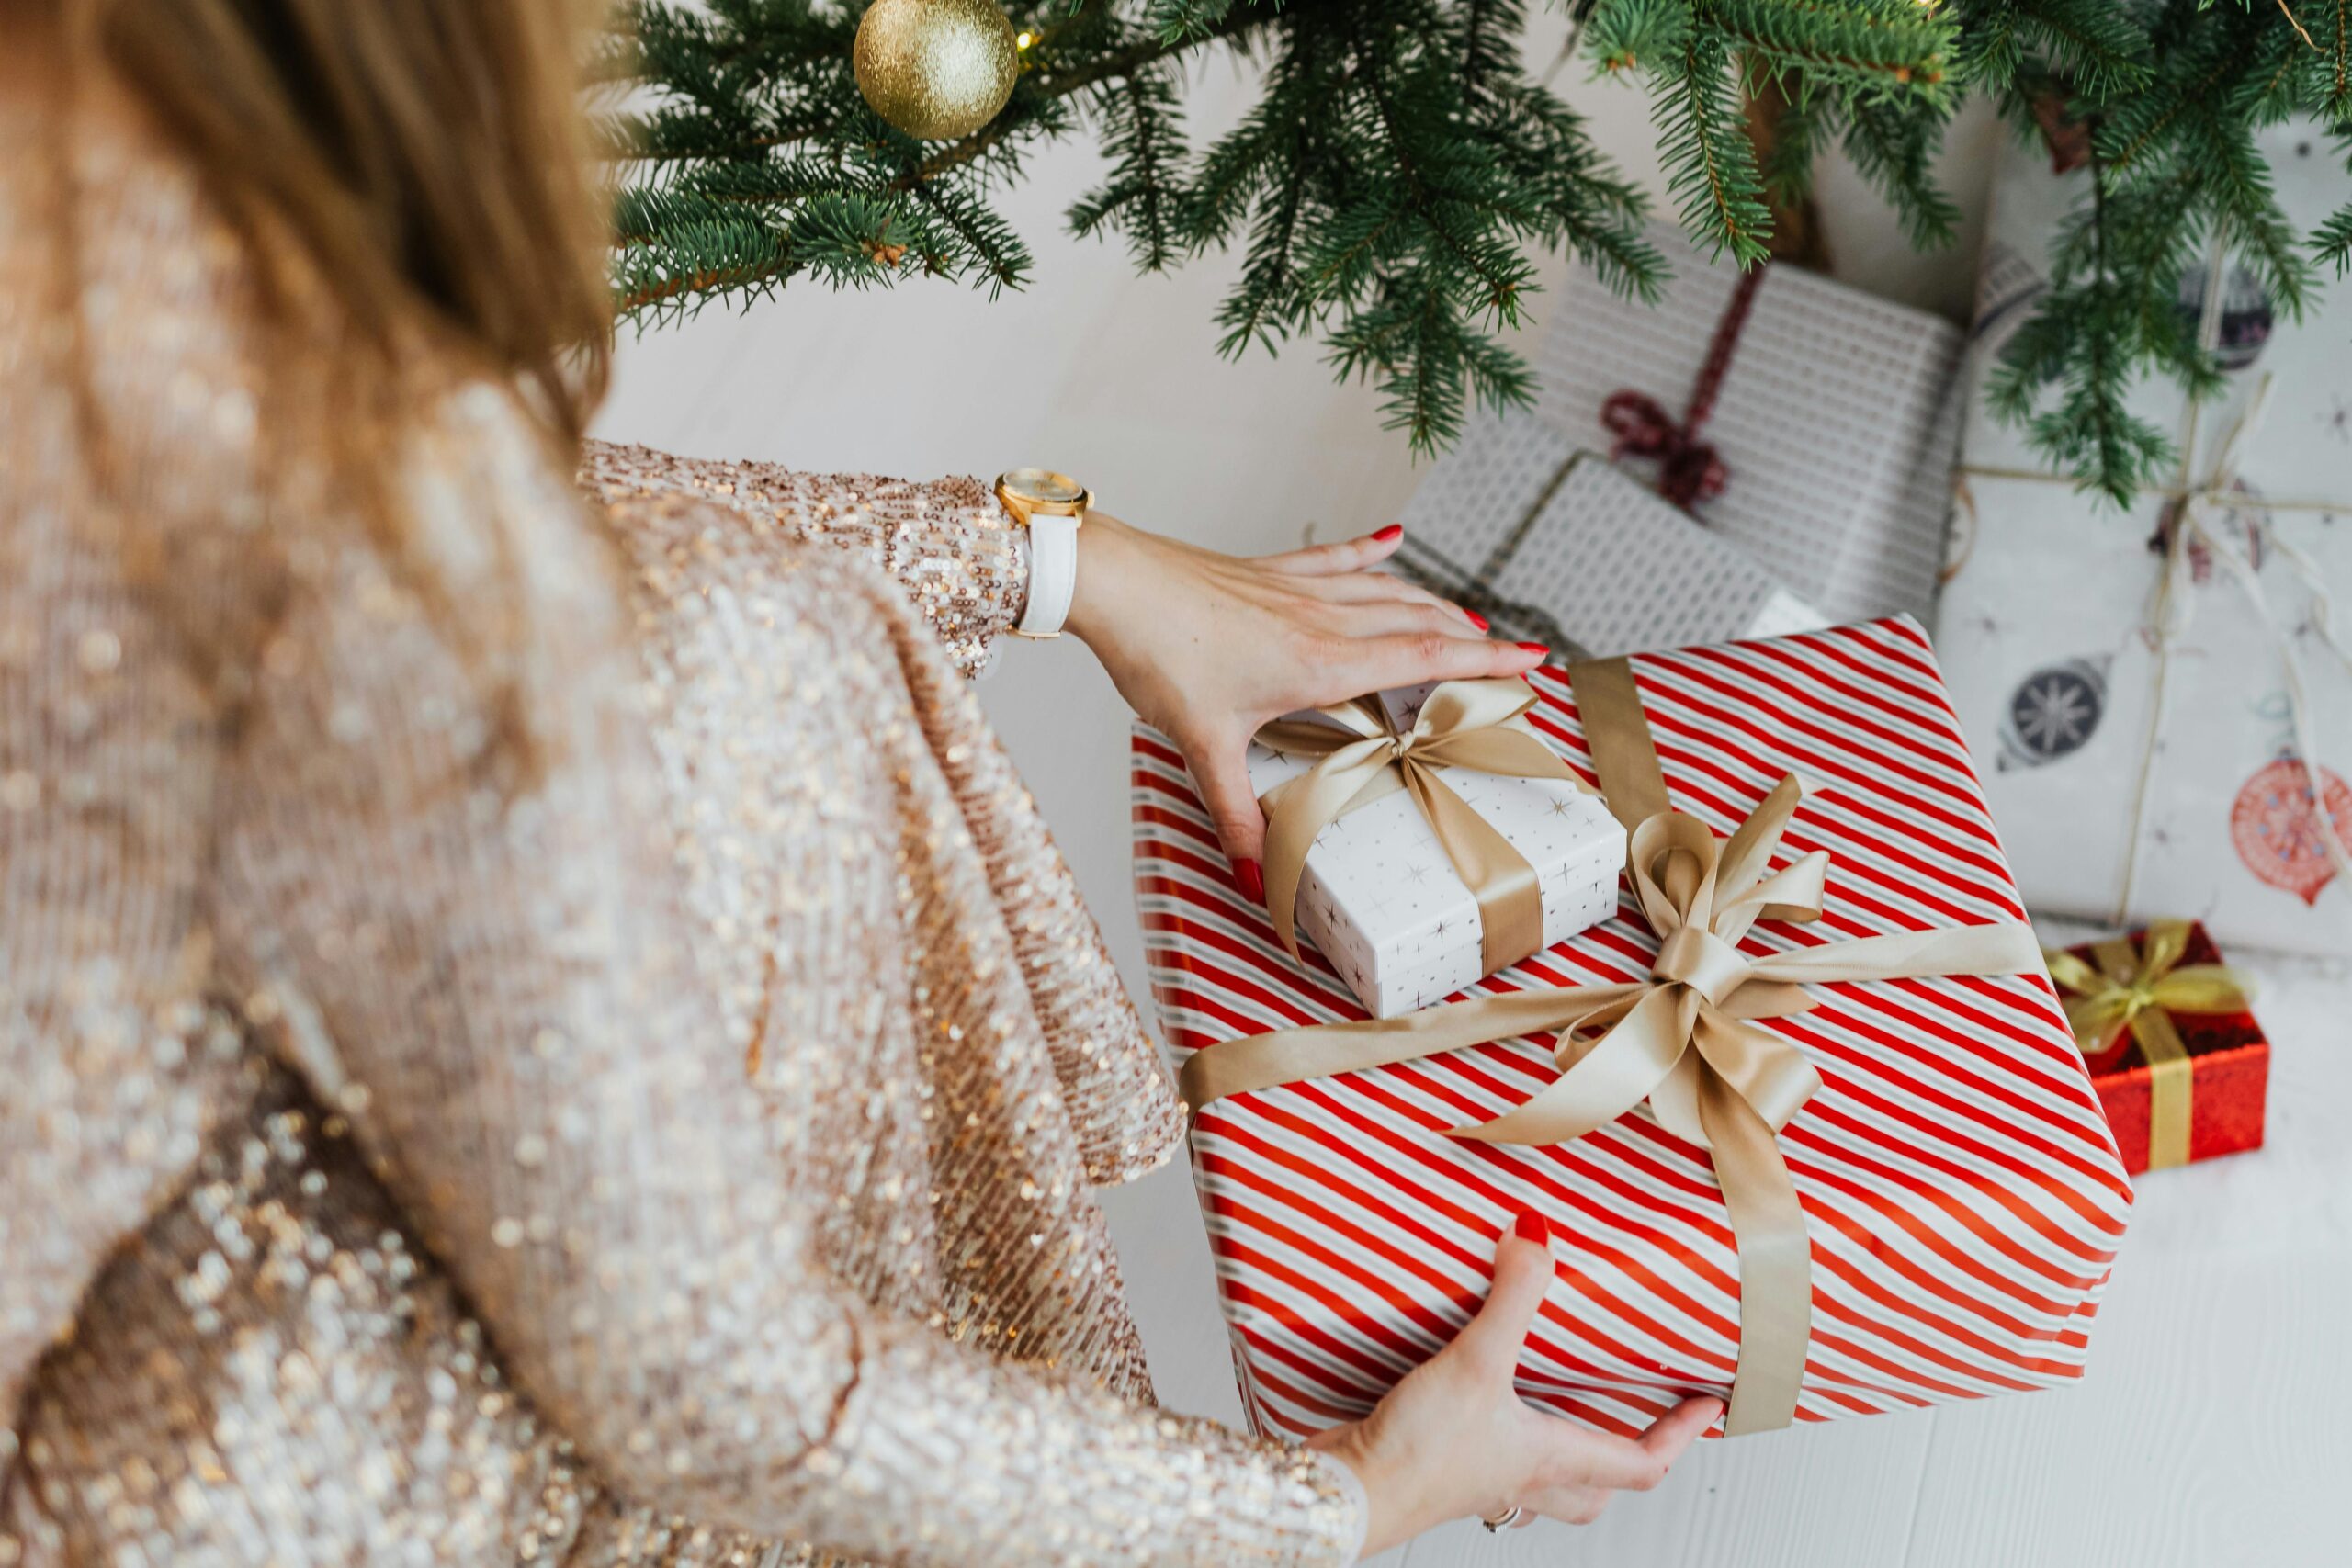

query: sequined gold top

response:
[0,63,1364,1568]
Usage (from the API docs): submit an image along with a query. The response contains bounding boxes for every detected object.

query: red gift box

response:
[1133,619,2133,1440]
[2052,922,2269,1176]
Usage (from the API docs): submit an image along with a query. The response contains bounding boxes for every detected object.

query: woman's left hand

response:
[1063,512,1545,898]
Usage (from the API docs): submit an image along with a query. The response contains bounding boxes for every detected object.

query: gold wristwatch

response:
[994,468,1093,638]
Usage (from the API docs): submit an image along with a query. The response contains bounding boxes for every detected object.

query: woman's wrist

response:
[1307,1423,1413,1558]
[1314,1437,1377,1564]
[1060,509,1139,651]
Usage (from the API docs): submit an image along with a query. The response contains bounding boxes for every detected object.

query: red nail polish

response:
[1516,641,1550,659]
[1372,524,1403,543]
[1512,1209,1548,1245]
[1237,858,1265,904]
[1463,608,1490,632]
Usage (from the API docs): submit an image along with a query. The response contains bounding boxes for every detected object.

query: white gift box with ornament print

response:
[1937,118,2352,955]
[1130,619,2132,1440]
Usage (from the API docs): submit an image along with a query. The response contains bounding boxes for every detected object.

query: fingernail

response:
[1516,641,1550,660]
[1236,858,1265,904]
[1512,1209,1548,1245]
[1372,524,1403,543]
[1463,608,1490,632]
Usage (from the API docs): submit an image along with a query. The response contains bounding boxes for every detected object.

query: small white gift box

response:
[1242,684,1623,1017]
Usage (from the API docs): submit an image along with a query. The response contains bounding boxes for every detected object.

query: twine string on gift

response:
[1254,679,1597,977]
[1956,239,2352,923]
[1600,265,1767,508]
[2117,369,2352,915]
[2042,921,2251,1170]
[1187,657,2044,1437]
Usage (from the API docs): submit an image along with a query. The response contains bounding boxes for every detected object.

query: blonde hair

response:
[54,0,615,442]
[31,0,621,774]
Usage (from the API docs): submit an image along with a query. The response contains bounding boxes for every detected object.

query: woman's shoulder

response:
[0,45,291,550]
[0,41,250,321]
[0,43,595,614]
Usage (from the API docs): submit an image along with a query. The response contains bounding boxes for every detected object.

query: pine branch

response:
[1654,16,1775,262]
[1349,29,1536,317]
[1212,160,1315,355]
[1708,0,1955,99]
[605,0,2341,497]
[1328,272,1536,453]
[2320,0,2352,120]
[1146,0,1238,42]
[2314,202,2352,272]
[1951,0,2150,105]
[906,179,1033,292]
[1069,61,1188,269]
[1756,76,1831,206]
[1458,0,1512,106]
[2000,162,2175,505]
[1841,88,1962,248]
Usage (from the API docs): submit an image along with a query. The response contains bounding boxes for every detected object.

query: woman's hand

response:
[1306,1213,1722,1556]
[1064,513,1545,897]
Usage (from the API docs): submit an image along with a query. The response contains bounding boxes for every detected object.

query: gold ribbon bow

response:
[1256,678,1591,976]
[2043,921,2250,1171]
[1183,659,2046,1436]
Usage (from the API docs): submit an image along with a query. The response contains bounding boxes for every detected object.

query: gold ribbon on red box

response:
[1184,657,2045,1437]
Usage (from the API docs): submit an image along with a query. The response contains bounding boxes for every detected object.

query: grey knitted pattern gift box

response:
[1395,411,1826,658]
[1419,222,1962,631]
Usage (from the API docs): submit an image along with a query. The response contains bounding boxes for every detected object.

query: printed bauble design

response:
[2000,658,2109,769]
[2230,757,2352,905]
[854,0,1017,141]
[2175,262,2275,373]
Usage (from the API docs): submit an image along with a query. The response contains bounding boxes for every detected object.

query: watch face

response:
[1001,468,1087,505]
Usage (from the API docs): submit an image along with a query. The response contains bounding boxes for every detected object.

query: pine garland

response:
[605,0,2352,493]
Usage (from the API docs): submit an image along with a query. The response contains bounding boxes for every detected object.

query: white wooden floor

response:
[593,27,2347,1563]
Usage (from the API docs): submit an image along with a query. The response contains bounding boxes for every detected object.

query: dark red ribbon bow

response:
[1599,264,1766,513]
[1600,391,1730,508]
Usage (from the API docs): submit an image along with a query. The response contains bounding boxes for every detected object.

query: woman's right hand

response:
[1306,1213,1722,1556]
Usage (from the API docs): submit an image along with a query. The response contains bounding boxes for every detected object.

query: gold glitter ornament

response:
[854,0,1019,141]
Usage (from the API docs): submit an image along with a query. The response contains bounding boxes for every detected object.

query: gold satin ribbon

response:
[1183,657,2045,1436]
[2043,921,2250,1171]
[1256,679,1592,976]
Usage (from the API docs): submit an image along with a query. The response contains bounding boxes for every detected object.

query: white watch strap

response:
[1016,513,1080,637]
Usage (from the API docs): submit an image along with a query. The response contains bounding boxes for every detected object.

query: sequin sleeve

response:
[6,69,1359,1568]
[585,438,1185,1188]
[0,452,247,1483]
[192,400,1363,1567]
[579,439,1027,678]
[0,118,258,1472]
[609,487,1187,1189]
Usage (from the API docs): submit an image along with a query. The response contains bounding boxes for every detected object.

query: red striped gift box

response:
[1131,618,2134,1439]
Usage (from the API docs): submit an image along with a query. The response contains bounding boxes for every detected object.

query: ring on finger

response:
[1479,1505,1524,1533]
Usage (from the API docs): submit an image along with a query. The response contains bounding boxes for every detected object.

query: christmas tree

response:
[603,1,2352,502]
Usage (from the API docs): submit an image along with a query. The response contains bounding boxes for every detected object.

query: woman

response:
[0,2,1719,1563]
